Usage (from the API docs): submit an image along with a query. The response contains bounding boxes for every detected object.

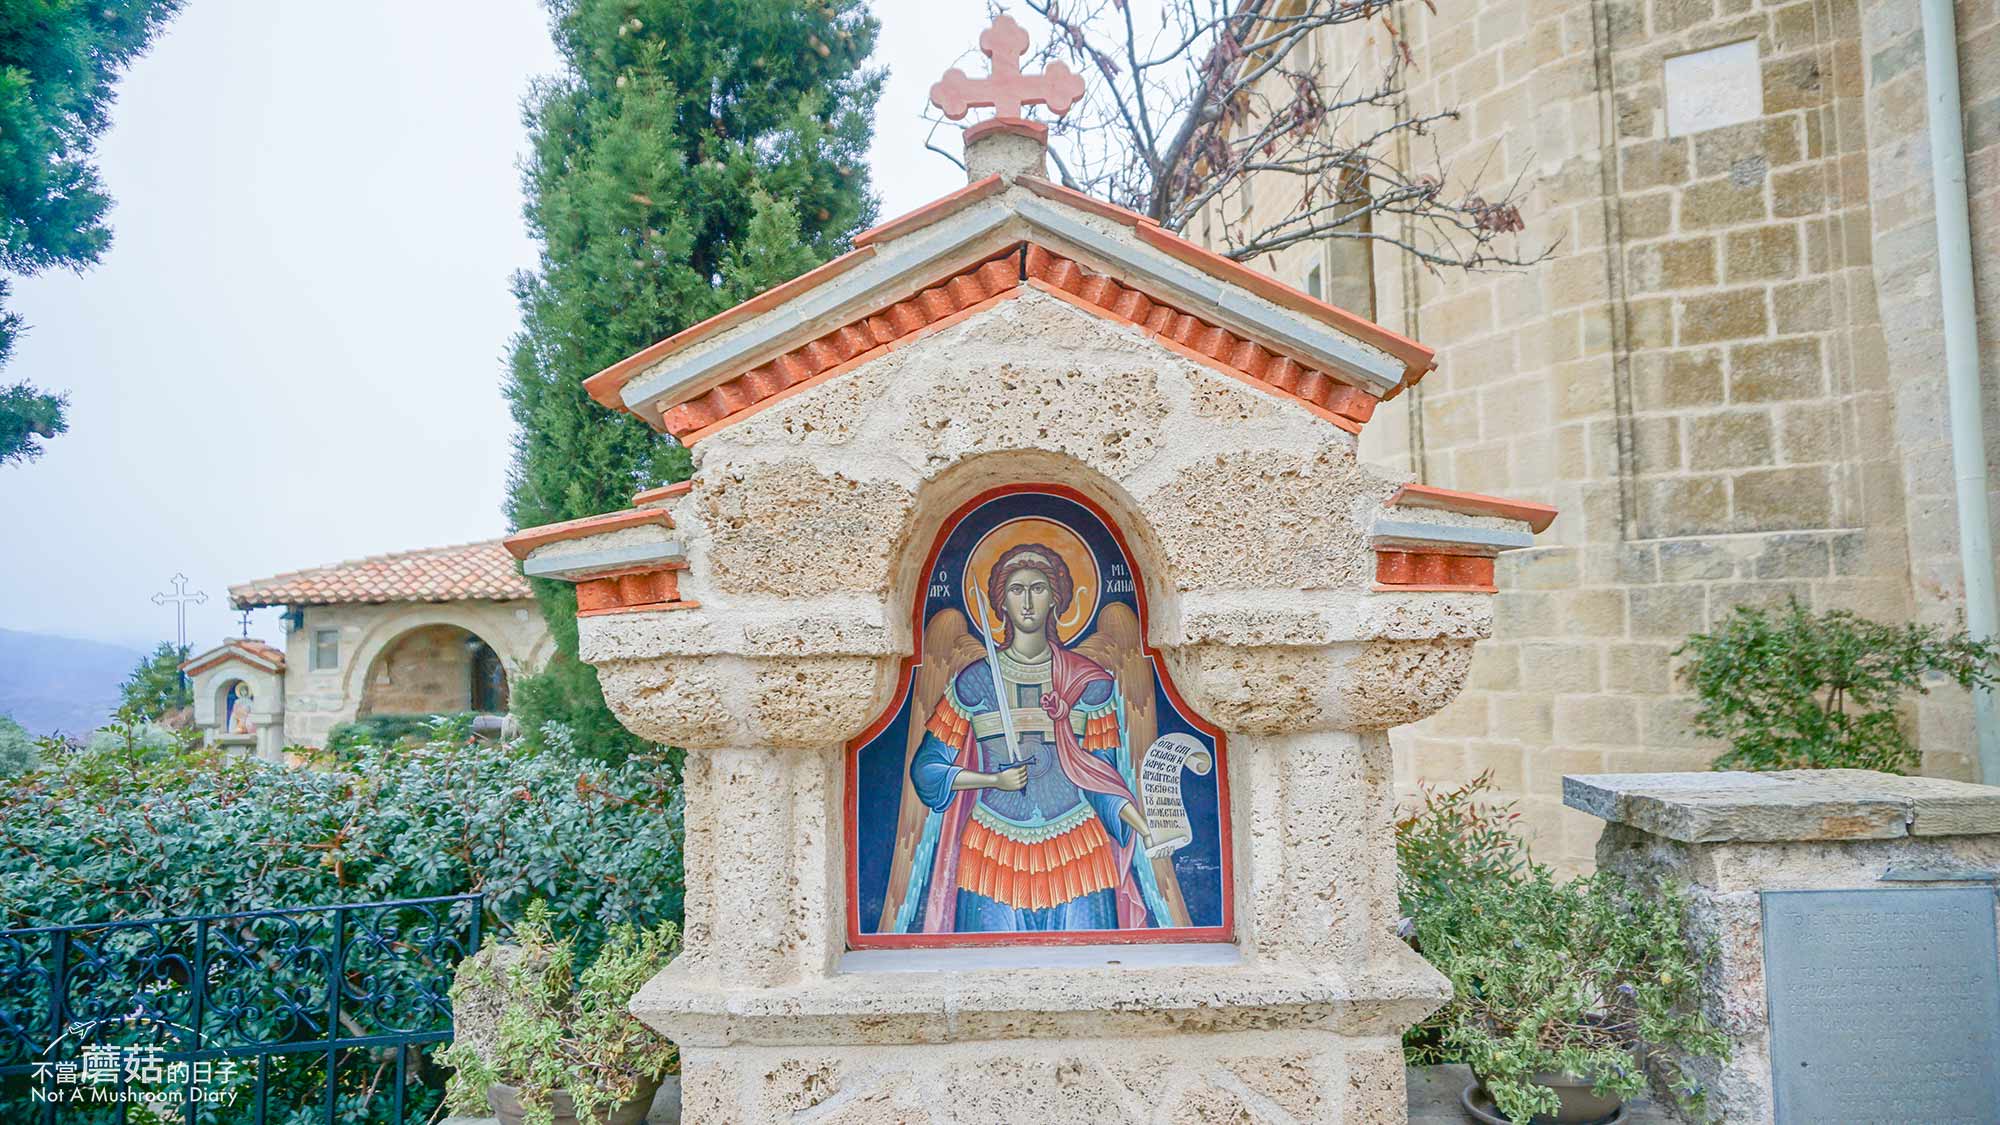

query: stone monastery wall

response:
[1208,0,2000,871]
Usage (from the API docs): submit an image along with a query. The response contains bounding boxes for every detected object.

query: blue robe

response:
[891,657,1172,933]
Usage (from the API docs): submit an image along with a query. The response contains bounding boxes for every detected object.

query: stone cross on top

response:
[929,14,1084,121]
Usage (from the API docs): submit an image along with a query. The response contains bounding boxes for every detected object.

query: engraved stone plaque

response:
[1663,39,1763,136]
[1763,887,2000,1124]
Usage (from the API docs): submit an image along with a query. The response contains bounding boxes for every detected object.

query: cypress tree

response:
[0,1,183,465]
[506,0,880,760]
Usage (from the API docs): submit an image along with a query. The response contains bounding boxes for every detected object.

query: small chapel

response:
[502,17,1554,1121]
[179,539,553,759]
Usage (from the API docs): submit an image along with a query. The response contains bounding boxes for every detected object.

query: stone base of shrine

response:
[674,1032,1405,1123]
[633,945,1448,1124]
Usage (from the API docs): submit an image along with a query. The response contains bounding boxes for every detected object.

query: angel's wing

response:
[874,608,986,934]
[1071,602,1194,928]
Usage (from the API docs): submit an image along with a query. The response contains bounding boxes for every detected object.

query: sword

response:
[969,583,1022,763]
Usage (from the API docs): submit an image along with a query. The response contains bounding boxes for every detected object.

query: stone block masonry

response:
[1204,0,2000,872]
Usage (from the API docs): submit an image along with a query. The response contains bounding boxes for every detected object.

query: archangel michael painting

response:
[847,484,1234,948]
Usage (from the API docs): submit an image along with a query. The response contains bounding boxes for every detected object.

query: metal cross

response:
[151,573,207,654]
[929,14,1085,121]
[238,609,253,638]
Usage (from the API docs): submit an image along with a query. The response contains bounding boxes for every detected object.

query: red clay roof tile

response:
[1013,175,1434,389]
[659,249,1024,440]
[1386,483,1559,533]
[180,637,287,676]
[648,241,1384,442]
[230,541,530,609]
[581,244,879,410]
[649,241,1385,443]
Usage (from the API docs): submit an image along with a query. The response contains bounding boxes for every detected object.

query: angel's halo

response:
[962,516,1101,646]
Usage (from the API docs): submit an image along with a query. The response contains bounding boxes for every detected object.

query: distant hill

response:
[0,629,143,737]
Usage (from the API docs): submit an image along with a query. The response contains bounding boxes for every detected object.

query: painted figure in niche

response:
[882,515,1185,934]
[225,682,255,735]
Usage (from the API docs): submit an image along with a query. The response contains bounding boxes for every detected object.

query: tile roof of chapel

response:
[229,540,530,609]
[180,637,287,676]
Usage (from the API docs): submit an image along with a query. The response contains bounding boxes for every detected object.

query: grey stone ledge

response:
[523,539,686,581]
[1370,517,1535,553]
[1563,769,2000,844]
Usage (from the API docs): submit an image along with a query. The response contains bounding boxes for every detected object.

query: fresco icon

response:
[849,485,1232,947]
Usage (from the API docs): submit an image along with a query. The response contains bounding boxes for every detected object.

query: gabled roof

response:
[181,638,286,677]
[580,168,1436,443]
[230,540,531,609]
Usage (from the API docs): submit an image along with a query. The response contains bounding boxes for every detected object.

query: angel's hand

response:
[953,766,1029,793]
[1119,801,1152,845]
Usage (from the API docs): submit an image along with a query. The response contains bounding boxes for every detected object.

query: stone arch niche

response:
[217,678,255,737]
[847,482,1232,948]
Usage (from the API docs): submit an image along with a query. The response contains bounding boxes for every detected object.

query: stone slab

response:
[836,941,1241,973]
[1370,517,1535,552]
[1563,769,2000,843]
[1762,887,2000,1123]
[1663,39,1763,137]
[634,945,1451,1047]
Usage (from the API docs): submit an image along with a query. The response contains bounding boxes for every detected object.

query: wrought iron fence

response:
[0,894,481,1124]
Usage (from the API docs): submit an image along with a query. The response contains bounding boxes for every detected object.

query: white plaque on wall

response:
[1663,39,1764,136]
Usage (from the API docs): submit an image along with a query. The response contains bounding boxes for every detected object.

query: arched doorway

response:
[358,625,510,717]
[470,640,508,714]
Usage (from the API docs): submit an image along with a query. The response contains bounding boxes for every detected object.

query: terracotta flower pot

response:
[486,1077,663,1125]
[1462,1072,1626,1125]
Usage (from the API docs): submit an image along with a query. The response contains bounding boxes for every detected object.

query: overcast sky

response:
[0,0,988,651]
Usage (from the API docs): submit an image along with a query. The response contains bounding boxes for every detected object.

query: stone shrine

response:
[180,638,289,762]
[505,19,1555,1121]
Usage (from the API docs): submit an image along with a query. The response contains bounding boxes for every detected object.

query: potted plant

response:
[441,901,681,1125]
[1397,777,1726,1124]
[1412,866,1727,1123]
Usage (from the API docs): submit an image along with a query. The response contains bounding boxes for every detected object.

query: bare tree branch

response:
[925,0,1553,273]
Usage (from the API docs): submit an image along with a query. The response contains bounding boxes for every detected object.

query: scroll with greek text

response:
[1139,733,1215,857]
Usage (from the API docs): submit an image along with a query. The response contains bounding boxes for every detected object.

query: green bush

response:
[325,712,478,756]
[82,713,195,759]
[1396,772,1529,920]
[1414,868,1727,1122]
[0,727,681,1123]
[0,728,684,955]
[1678,600,2000,773]
[0,715,35,778]
[441,901,680,1125]
[1398,775,1727,1123]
